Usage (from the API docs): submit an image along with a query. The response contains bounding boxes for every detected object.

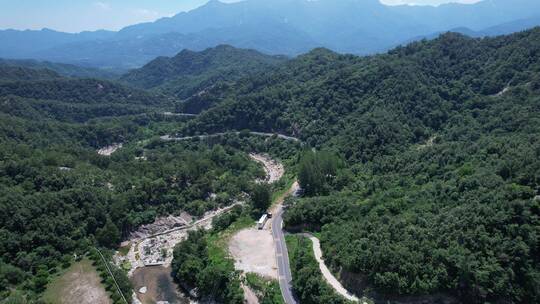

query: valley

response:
[111,153,288,304]
[0,6,539,304]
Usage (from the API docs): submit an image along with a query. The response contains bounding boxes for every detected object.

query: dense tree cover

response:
[1,95,155,123]
[284,195,358,232]
[298,150,349,196]
[181,29,540,159]
[0,59,119,79]
[245,273,283,304]
[88,248,133,304]
[287,235,351,304]
[0,78,168,106]
[0,66,61,83]
[284,81,540,302]
[171,229,244,304]
[174,28,540,303]
[0,135,260,300]
[122,45,286,101]
[2,26,540,304]
[0,45,298,303]
[251,183,272,213]
[0,68,174,123]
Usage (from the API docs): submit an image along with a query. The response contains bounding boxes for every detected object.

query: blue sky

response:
[0,0,482,33]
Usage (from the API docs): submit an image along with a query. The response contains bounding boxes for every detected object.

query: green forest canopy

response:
[182,28,540,303]
[1,27,540,304]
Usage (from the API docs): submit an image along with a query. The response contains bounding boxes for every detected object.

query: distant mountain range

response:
[1,0,540,69]
[121,45,286,100]
[405,15,540,43]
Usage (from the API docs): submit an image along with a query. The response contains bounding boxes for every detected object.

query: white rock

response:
[139,286,147,294]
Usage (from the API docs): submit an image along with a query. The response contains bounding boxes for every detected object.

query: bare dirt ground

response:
[229,228,278,279]
[43,258,111,304]
[97,143,123,156]
[241,284,260,304]
[228,154,285,280]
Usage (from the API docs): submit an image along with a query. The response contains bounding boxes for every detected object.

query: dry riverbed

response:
[249,153,285,184]
[114,153,283,304]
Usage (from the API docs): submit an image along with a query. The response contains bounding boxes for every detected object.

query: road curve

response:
[271,182,300,304]
[160,131,301,143]
[308,236,359,302]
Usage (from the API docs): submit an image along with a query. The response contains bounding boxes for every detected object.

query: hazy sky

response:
[0,0,483,33]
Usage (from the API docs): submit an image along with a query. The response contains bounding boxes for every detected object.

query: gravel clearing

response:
[229,228,278,279]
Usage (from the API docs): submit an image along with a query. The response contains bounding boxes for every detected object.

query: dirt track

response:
[309,236,359,302]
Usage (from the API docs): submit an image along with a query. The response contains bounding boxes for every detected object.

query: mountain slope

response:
[177,28,540,303]
[0,28,115,59]
[0,65,61,83]
[0,66,171,122]
[0,58,119,79]
[121,45,287,100]
[183,28,540,150]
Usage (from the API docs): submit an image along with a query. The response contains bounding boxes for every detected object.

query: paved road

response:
[271,182,300,304]
[161,131,301,143]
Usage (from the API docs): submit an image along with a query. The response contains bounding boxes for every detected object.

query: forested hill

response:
[179,29,540,303]
[0,58,119,79]
[0,66,173,123]
[121,45,287,99]
[0,65,61,83]
[183,28,540,160]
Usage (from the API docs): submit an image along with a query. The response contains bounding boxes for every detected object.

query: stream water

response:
[131,266,190,304]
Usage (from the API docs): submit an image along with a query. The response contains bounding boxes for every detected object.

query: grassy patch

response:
[207,215,254,266]
[117,243,130,257]
[285,235,299,257]
[245,273,284,304]
[117,246,130,257]
[270,175,294,206]
[42,258,111,304]
[121,261,132,271]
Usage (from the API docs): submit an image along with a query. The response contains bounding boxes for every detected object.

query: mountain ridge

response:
[2,0,540,68]
[121,44,287,100]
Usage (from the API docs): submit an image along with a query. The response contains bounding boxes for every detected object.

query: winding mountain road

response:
[271,182,300,304]
[160,131,300,142]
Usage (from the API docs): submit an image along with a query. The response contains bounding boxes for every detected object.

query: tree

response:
[298,150,341,196]
[96,218,121,248]
[32,267,49,293]
[251,184,271,212]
